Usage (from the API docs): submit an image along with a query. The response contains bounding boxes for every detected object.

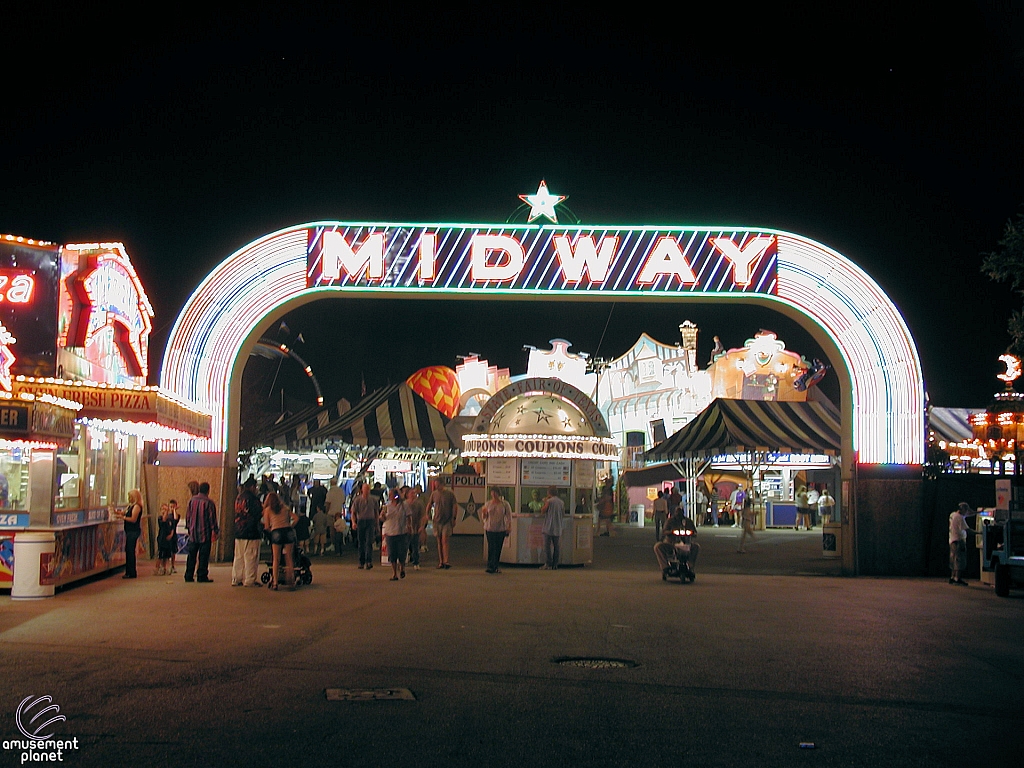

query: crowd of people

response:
[118,471,844,586]
[228,474,570,579]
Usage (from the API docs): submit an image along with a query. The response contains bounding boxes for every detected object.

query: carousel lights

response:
[968,355,1024,470]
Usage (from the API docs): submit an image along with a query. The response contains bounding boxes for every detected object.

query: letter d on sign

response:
[470,235,525,282]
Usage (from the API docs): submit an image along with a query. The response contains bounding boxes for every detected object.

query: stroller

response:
[662,526,696,584]
[260,531,313,586]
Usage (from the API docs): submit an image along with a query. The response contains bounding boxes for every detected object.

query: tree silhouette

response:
[982,211,1024,354]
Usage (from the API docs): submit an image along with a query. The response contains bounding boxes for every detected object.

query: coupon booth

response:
[461,378,619,566]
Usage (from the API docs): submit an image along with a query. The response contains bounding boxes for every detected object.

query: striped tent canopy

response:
[268,383,452,450]
[645,398,842,461]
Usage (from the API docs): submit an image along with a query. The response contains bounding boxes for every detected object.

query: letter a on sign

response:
[637,237,698,285]
[322,231,385,281]
[710,236,774,287]
[553,235,617,283]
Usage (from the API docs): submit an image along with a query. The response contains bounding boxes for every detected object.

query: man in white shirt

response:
[806,485,820,529]
[729,485,746,528]
[949,502,975,586]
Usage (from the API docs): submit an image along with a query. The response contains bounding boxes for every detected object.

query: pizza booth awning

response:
[11,377,212,440]
[0,391,80,447]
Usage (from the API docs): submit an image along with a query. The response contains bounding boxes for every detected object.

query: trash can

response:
[630,504,646,527]
[822,522,841,559]
[12,531,56,600]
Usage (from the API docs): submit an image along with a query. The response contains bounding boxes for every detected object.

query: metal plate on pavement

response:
[325,688,416,701]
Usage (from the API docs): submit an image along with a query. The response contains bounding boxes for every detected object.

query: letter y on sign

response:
[711,236,774,287]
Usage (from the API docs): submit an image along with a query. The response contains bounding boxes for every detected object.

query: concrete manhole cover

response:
[552,657,638,669]
[325,688,416,701]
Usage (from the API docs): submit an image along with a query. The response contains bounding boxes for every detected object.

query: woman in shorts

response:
[262,491,298,590]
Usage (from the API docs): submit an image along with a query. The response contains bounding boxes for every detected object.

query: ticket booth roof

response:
[486,393,596,437]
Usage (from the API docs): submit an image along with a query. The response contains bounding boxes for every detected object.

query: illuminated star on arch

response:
[519,180,566,223]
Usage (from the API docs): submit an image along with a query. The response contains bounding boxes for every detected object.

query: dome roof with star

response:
[485,393,595,437]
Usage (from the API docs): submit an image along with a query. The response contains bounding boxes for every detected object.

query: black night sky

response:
[3,6,1023,413]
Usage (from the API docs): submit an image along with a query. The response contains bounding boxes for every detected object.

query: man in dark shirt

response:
[185,481,219,583]
[231,478,263,587]
[308,479,328,517]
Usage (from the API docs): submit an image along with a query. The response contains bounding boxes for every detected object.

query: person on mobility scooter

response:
[654,507,700,582]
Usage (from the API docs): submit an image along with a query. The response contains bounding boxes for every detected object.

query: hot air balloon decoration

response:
[406,366,461,419]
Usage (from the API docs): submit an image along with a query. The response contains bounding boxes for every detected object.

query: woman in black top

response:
[121,489,144,579]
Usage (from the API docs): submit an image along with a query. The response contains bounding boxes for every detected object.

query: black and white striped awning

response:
[269,383,452,451]
[644,398,842,460]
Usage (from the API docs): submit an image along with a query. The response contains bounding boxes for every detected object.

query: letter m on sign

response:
[314,230,385,284]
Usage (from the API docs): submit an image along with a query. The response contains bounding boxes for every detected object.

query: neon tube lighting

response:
[161,223,925,464]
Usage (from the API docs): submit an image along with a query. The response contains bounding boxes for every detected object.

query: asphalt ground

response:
[1,525,1020,768]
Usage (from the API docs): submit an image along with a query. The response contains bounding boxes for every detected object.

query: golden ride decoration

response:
[971,354,1024,473]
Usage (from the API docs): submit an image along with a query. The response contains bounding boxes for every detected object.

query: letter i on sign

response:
[418,233,436,281]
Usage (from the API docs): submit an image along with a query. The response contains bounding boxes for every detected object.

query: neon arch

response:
[160,222,924,467]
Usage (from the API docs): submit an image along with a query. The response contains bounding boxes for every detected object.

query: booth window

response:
[55,424,83,510]
[55,424,141,511]
[519,486,570,515]
[0,444,33,510]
